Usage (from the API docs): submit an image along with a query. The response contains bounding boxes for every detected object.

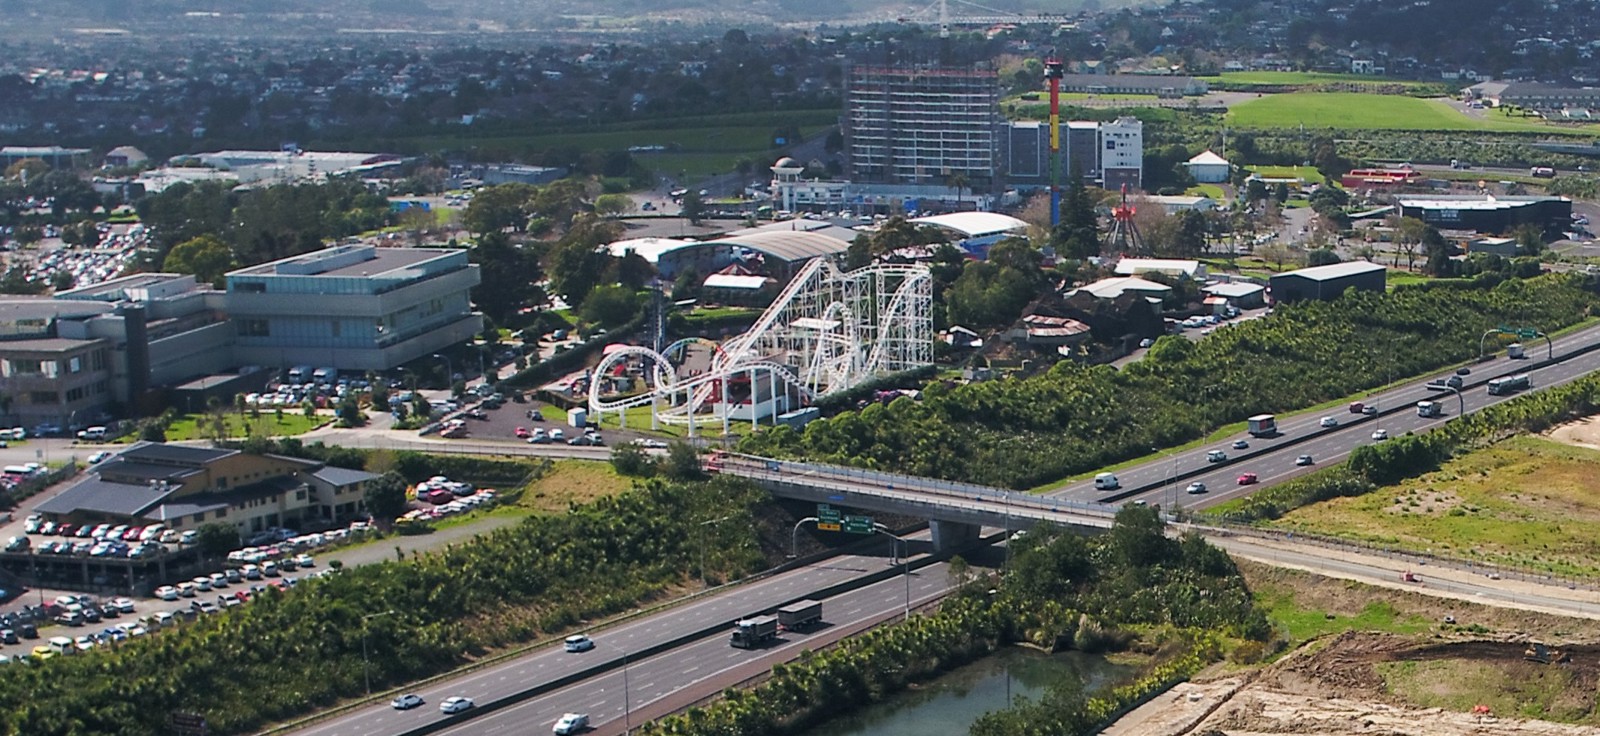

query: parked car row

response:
[401,489,497,524]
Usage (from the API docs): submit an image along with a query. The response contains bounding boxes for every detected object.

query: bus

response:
[1487,374,1532,395]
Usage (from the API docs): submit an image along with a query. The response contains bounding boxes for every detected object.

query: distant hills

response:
[0,0,1156,30]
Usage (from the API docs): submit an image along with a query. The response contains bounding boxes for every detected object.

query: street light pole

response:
[698,515,732,588]
[600,641,633,734]
[361,609,396,695]
[432,353,454,387]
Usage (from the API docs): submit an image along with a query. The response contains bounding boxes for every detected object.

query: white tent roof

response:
[911,212,1029,238]
[1187,150,1230,166]
[605,237,695,264]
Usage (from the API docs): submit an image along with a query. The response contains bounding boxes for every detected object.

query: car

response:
[109,598,135,614]
[1138,338,1154,349]
[1231,439,1249,450]
[191,600,219,615]
[391,694,425,710]
[514,426,531,439]
[155,585,179,601]
[1237,473,1258,485]
[179,530,199,545]
[1319,416,1338,428]
[87,451,110,464]
[22,515,40,534]
[1487,571,1502,580]
[553,712,590,735]
[1456,366,1472,376]
[1361,404,1379,416]
[1371,429,1389,441]
[176,582,197,598]
[564,634,595,653]
[1185,482,1207,494]
[209,573,228,588]
[294,553,315,568]
[439,696,474,714]
[1296,454,1315,466]
[191,576,212,592]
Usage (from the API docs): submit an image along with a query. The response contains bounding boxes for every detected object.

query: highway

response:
[424,564,951,736]
[285,547,940,736]
[1046,323,1600,507]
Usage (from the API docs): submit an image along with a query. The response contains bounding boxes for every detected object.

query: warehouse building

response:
[1394,195,1572,234]
[1269,261,1387,303]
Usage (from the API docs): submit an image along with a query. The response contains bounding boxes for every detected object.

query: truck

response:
[1416,400,1441,418]
[1507,343,1526,359]
[1531,166,1557,178]
[1247,414,1277,437]
[730,615,780,648]
[777,600,823,630]
[1487,374,1532,396]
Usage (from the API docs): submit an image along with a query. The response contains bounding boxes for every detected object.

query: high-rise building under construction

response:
[844,64,1000,188]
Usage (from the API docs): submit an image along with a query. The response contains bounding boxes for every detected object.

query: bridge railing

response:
[721,453,1118,521]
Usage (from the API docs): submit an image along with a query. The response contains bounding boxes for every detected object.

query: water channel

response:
[795,647,1134,736]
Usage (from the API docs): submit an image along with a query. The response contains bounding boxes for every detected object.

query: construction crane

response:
[898,0,1074,38]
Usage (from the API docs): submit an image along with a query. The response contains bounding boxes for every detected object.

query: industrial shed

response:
[1269,261,1387,303]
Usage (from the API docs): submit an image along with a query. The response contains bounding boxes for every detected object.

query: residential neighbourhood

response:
[2,1,1600,736]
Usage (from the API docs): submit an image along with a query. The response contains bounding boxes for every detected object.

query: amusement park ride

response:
[587,259,934,437]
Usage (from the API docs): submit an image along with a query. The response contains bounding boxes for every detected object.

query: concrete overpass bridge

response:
[709,452,1119,549]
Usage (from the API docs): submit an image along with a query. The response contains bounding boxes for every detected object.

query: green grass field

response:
[163,411,325,441]
[392,109,837,182]
[1266,435,1600,577]
[1186,183,1227,200]
[1228,93,1600,133]
[1246,165,1326,184]
[1201,71,1440,87]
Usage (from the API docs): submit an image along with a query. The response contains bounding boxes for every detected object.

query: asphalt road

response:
[287,547,936,736]
[422,564,950,736]
[1046,321,1600,507]
[1209,534,1600,620]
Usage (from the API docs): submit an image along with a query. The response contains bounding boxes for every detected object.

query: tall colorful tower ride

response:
[1044,54,1064,228]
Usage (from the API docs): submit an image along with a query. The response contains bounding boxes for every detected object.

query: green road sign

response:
[1518,329,1538,339]
[817,522,842,532]
[843,515,874,534]
[818,505,841,524]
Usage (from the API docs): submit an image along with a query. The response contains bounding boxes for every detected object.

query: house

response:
[1141,195,1217,214]
[1183,151,1231,183]
[33,442,379,534]
[1067,276,1172,302]
[1269,262,1387,302]
[1007,313,1092,348]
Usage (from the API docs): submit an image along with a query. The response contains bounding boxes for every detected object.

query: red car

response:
[1237,473,1258,485]
[424,489,454,505]
[514,426,531,439]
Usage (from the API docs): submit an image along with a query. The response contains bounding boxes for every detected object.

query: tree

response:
[469,231,547,324]
[610,443,655,476]
[546,214,624,306]
[462,183,536,234]
[1273,182,1290,203]
[581,284,642,327]
[1513,223,1545,256]
[680,189,705,225]
[1245,178,1268,203]
[1173,210,1208,257]
[593,193,635,217]
[0,265,42,295]
[3,158,47,182]
[1256,242,1297,271]
[363,471,410,521]
[195,522,240,558]
[1305,247,1342,266]
[336,395,366,427]
[663,440,704,480]
[1422,226,1454,276]
[162,234,238,287]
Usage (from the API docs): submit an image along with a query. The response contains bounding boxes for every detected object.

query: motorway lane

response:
[1209,535,1600,620]
[1046,322,1600,505]
[427,564,951,736]
[289,549,925,736]
[1122,339,1600,511]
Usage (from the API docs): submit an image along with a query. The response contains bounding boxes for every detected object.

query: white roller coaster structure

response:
[588,259,934,436]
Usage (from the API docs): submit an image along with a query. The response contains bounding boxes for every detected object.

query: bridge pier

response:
[930,519,981,552]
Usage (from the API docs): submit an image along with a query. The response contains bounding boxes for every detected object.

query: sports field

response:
[1227,93,1600,133]
[1201,71,1440,87]
[1245,165,1325,184]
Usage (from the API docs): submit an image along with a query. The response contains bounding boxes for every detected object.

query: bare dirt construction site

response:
[1548,415,1600,451]
[1105,562,1600,736]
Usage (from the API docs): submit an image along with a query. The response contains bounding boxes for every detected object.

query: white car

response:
[1319,416,1338,428]
[1371,429,1389,441]
[391,693,424,710]
[109,597,136,614]
[553,712,590,735]
[295,553,315,568]
[439,696,474,714]
[1185,482,1208,494]
[564,634,595,653]
[154,586,179,601]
